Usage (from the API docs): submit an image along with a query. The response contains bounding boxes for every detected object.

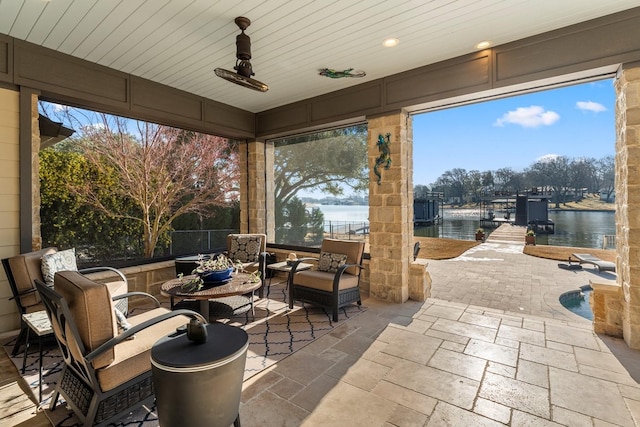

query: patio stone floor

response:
[2,241,639,426]
[240,242,640,426]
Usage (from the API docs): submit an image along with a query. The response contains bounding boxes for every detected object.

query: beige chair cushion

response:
[6,247,56,309]
[105,280,128,301]
[54,271,117,369]
[292,270,360,292]
[96,307,189,392]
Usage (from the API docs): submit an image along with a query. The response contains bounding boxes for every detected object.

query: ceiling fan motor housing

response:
[215,16,268,91]
[236,32,252,60]
[234,17,254,77]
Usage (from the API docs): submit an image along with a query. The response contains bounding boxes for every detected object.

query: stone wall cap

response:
[590,278,620,290]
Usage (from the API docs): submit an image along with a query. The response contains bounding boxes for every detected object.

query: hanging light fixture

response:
[214,17,269,92]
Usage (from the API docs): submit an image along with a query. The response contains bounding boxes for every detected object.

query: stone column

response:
[29,93,42,250]
[368,111,429,302]
[615,63,640,349]
[239,140,267,234]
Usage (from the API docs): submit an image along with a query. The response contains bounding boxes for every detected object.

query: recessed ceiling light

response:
[383,38,399,48]
[475,41,492,49]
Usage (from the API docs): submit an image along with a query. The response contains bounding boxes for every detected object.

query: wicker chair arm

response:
[79,266,128,284]
[111,291,160,308]
[332,263,365,292]
[85,309,206,363]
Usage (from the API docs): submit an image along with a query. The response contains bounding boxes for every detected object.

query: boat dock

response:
[486,224,527,244]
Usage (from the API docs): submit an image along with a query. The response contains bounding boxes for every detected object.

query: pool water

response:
[559,286,593,320]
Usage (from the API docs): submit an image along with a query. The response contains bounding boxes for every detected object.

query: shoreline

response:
[548,208,614,212]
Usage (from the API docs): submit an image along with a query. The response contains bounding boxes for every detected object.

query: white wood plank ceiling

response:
[0,0,637,113]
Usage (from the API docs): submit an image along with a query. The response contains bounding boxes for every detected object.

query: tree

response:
[279,197,308,245]
[481,171,494,193]
[273,125,366,244]
[596,155,615,202]
[529,156,571,207]
[568,158,596,200]
[307,207,325,245]
[435,168,467,204]
[494,167,515,192]
[40,147,142,261]
[66,113,239,258]
[466,170,483,203]
[274,125,368,206]
[413,184,432,199]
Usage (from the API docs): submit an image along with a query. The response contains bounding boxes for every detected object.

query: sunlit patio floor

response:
[3,241,640,426]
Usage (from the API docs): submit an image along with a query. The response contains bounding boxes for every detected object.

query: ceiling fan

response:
[214,17,269,92]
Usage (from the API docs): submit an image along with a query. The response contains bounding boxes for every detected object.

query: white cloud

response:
[536,154,559,163]
[576,101,606,113]
[494,105,560,128]
[52,103,67,112]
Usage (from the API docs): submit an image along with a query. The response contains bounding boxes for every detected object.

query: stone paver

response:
[238,242,640,426]
[3,241,638,426]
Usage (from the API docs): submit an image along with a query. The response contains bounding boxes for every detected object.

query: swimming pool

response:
[559,285,593,320]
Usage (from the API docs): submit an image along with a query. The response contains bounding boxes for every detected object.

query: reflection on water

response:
[414,209,615,249]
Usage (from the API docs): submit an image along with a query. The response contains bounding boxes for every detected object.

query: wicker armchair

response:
[2,247,129,356]
[35,271,205,427]
[288,239,365,322]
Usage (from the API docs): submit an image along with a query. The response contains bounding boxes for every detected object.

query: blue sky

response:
[412,79,616,186]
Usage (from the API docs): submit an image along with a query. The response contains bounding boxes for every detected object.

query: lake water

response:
[312,205,616,249]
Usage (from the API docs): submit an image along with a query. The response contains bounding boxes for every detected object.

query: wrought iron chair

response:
[288,239,365,321]
[2,247,129,356]
[35,271,205,427]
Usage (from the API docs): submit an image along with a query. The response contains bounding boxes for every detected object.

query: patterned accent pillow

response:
[114,307,132,332]
[41,248,78,286]
[228,235,262,263]
[318,252,347,273]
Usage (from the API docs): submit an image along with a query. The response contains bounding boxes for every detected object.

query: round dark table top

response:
[151,323,248,369]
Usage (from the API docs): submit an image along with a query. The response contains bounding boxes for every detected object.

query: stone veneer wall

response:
[0,88,21,333]
[239,141,266,234]
[590,278,623,338]
[367,112,430,302]
[30,94,42,250]
[615,64,640,349]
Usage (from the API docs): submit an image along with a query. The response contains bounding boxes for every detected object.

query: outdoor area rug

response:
[3,280,365,426]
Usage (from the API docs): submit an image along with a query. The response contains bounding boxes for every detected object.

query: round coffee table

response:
[161,272,262,320]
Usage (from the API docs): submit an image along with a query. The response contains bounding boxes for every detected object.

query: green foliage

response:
[281,197,308,245]
[274,198,326,245]
[172,202,240,231]
[273,124,366,245]
[307,207,325,244]
[39,148,142,263]
[40,106,240,259]
[274,124,368,206]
